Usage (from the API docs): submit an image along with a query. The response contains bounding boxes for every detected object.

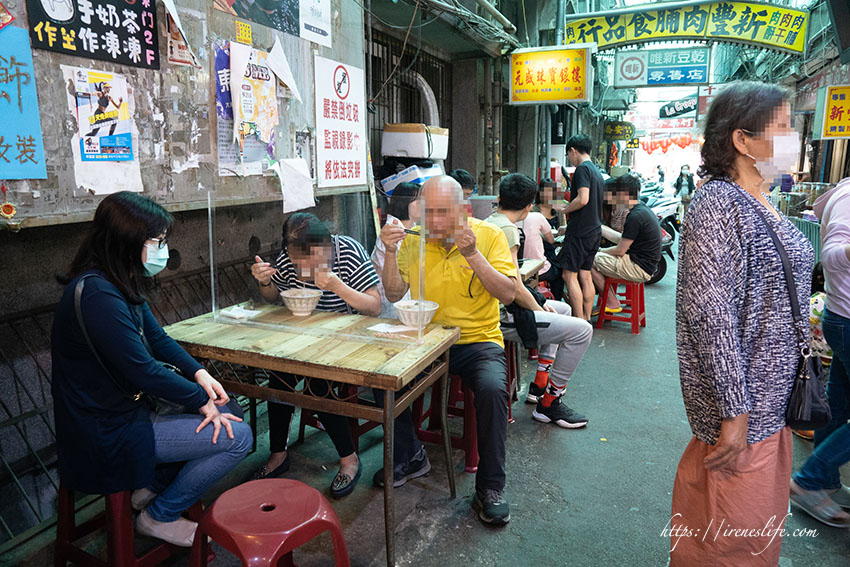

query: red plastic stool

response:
[297,384,381,453]
[412,341,520,473]
[190,479,349,567]
[595,278,646,335]
[54,484,204,567]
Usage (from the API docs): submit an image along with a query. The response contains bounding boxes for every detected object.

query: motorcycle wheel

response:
[647,256,667,285]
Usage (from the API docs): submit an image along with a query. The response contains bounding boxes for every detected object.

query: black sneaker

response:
[372,448,431,488]
[526,382,545,404]
[532,397,588,428]
[472,488,510,526]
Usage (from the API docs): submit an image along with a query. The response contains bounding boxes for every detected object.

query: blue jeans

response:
[145,405,252,522]
[794,308,850,491]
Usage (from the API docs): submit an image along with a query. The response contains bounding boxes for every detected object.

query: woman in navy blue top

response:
[51,192,252,547]
[671,83,814,565]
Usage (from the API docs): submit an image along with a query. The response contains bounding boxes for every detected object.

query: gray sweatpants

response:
[502,300,593,389]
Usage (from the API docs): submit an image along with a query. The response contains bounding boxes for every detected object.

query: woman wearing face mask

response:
[250,213,381,497]
[51,192,251,548]
[671,82,814,565]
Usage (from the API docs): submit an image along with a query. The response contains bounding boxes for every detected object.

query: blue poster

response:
[0,26,47,179]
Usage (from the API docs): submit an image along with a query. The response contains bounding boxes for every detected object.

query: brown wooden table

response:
[164,305,460,567]
[519,258,545,287]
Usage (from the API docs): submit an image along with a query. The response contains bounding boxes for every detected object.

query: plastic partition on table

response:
[206,186,431,346]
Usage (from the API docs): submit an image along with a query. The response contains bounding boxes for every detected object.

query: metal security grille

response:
[0,256,272,552]
[367,28,452,170]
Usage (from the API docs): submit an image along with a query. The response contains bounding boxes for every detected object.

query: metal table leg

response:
[440,370,456,499]
[383,389,395,567]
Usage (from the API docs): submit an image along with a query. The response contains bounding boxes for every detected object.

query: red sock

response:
[534,357,554,389]
[540,381,565,407]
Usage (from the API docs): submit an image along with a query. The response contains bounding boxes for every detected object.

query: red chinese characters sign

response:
[822,85,850,140]
[510,44,593,105]
[314,56,366,188]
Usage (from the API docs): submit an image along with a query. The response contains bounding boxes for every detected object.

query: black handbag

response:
[74,274,188,416]
[751,206,831,430]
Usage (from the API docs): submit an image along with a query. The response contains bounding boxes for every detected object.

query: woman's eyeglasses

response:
[148,237,168,249]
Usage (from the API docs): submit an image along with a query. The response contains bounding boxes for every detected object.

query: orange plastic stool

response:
[190,479,349,567]
[595,278,646,335]
[412,341,519,473]
[54,484,204,567]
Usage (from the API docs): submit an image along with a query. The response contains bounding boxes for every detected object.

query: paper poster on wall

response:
[299,0,331,47]
[60,65,142,193]
[64,66,133,161]
[213,40,270,176]
[213,0,298,37]
[314,56,366,188]
[0,1,15,31]
[26,0,160,69]
[166,14,197,67]
[0,27,47,180]
[230,42,278,153]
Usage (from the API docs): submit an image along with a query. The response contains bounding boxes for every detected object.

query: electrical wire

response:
[351,0,440,30]
[369,0,420,104]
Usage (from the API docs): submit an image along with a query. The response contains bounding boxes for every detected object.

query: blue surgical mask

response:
[143,243,169,277]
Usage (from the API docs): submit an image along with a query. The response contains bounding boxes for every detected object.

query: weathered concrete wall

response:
[0,0,375,318]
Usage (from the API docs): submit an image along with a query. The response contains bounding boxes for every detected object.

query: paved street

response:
[10,253,850,567]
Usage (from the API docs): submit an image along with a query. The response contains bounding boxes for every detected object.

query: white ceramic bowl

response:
[393,299,439,327]
[280,288,323,316]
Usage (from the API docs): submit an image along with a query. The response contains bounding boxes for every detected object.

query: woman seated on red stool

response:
[51,192,252,548]
[250,213,382,498]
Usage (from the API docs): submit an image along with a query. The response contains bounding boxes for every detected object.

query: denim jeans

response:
[145,402,253,522]
[793,308,850,491]
[380,342,508,491]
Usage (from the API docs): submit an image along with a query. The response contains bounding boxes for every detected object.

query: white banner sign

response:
[314,56,366,188]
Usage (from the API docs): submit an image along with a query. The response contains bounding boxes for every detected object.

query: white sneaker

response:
[135,509,197,547]
[130,488,157,512]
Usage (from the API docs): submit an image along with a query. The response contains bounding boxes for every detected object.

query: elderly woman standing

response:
[672,82,814,564]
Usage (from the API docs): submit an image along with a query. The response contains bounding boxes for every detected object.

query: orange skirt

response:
[669,427,792,567]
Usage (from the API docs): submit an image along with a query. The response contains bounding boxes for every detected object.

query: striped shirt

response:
[676,178,814,445]
[270,235,380,313]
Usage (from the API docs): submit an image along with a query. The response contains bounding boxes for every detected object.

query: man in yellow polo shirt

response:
[379,175,516,526]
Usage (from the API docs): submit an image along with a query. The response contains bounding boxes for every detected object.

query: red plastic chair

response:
[412,341,519,473]
[595,278,646,335]
[190,479,349,567]
[54,484,204,567]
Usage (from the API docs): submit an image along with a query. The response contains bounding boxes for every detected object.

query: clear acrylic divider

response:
[207,177,429,347]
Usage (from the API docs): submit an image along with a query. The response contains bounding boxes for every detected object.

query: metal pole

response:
[556,0,565,45]
[484,59,494,194]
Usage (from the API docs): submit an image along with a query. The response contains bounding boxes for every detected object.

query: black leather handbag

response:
[751,206,831,430]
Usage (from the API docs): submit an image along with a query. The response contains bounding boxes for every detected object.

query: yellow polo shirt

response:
[397,217,515,347]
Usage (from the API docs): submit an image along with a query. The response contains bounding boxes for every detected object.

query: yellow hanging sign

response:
[509,44,594,105]
[822,85,850,140]
[564,1,807,54]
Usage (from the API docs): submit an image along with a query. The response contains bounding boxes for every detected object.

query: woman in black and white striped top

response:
[250,213,381,498]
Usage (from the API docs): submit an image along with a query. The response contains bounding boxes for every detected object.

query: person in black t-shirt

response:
[557,134,604,321]
[591,175,661,312]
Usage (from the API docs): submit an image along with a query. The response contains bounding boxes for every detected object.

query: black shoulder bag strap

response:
[749,205,807,348]
[74,275,144,402]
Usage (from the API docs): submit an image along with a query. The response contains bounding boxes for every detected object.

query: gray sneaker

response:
[472,488,510,526]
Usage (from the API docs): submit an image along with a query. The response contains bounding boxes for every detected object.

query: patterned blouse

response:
[676,178,814,445]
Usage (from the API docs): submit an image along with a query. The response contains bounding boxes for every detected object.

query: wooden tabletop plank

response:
[165,305,460,390]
